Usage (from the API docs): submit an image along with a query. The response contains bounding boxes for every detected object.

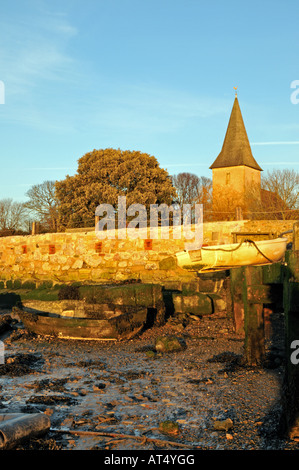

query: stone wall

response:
[0,220,296,286]
[0,229,192,287]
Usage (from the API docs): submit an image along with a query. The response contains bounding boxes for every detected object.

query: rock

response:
[188,314,201,322]
[219,328,228,334]
[93,382,106,391]
[158,420,180,436]
[159,257,177,270]
[61,417,74,428]
[44,408,54,416]
[154,336,187,353]
[172,292,213,316]
[145,350,157,358]
[213,418,233,432]
[6,330,24,342]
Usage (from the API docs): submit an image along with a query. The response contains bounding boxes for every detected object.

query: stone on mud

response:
[158,420,180,436]
[172,292,213,316]
[154,335,187,353]
[213,418,233,432]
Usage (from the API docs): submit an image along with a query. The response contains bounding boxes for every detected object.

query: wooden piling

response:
[229,237,299,437]
[230,265,266,365]
[31,222,36,235]
[293,221,299,251]
[235,206,243,221]
[242,265,265,366]
[230,267,245,336]
[280,246,299,438]
[230,263,283,337]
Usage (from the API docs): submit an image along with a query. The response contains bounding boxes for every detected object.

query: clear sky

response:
[0,0,299,202]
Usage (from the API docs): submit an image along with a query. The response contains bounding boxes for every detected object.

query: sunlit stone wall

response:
[0,220,295,285]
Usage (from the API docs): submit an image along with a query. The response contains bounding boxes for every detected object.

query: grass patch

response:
[0,287,60,302]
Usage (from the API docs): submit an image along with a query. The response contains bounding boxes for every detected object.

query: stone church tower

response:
[210,92,263,217]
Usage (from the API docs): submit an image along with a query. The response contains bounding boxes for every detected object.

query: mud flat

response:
[0,309,298,451]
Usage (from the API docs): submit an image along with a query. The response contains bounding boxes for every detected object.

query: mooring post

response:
[230,267,245,336]
[242,265,265,366]
[31,222,36,235]
[235,207,243,221]
[280,225,299,438]
[293,221,299,251]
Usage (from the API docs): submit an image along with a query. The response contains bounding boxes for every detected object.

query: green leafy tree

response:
[55,148,177,229]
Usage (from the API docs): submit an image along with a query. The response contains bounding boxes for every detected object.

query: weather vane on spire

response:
[233,86,238,97]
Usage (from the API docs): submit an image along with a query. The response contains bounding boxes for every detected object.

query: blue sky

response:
[0,0,299,201]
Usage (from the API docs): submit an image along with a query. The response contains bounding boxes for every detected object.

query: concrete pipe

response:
[0,413,51,449]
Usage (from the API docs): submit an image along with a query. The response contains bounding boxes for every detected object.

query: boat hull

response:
[18,307,148,341]
[175,237,288,271]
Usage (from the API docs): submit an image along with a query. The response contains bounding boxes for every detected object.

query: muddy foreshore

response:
[0,308,298,452]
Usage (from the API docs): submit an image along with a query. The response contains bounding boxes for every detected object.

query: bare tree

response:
[171,172,213,222]
[171,172,200,206]
[211,187,244,221]
[25,181,58,232]
[197,176,213,217]
[261,169,299,219]
[0,199,27,232]
[172,173,212,204]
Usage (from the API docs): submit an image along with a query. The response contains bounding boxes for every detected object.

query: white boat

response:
[175,237,288,272]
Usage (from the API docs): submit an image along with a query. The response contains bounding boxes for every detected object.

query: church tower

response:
[210,91,262,217]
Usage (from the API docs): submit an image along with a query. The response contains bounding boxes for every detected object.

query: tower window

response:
[226,172,231,184]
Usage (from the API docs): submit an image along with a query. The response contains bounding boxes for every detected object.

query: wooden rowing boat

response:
[175,237,288,272]
[16,304,148,341]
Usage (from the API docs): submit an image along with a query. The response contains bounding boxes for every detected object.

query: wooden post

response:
[235,207,243,221]
[95,215,100,231]
[243,265,265,366]
[230,263,283,351]
[293,221,299,252]
[31,222,36,235]
[230,267,245,336]
[280,250,299,437]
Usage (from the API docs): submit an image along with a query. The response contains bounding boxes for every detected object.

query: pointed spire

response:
[210,92,262,171]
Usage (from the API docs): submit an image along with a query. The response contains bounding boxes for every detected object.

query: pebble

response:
[213,418,234,431]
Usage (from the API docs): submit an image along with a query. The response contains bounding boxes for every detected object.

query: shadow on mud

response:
[0,292,22,309]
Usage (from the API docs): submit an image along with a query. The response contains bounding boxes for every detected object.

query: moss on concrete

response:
[158,256,177,270]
